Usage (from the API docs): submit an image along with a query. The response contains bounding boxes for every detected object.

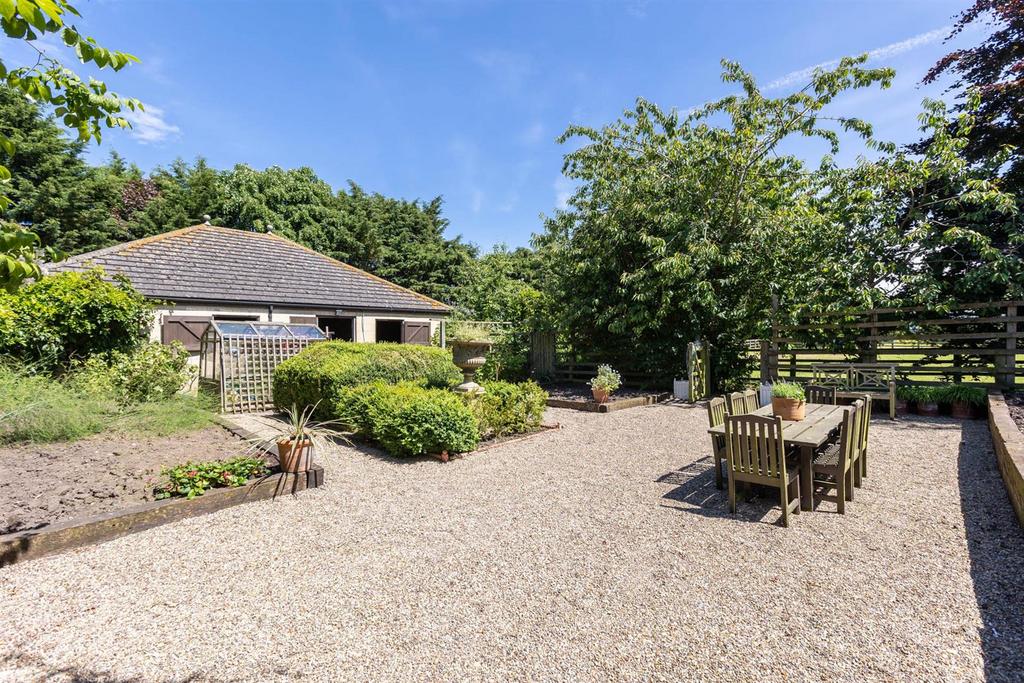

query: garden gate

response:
[687,340,710,401]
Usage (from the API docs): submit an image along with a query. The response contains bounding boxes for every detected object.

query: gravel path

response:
[2,404,1022,682]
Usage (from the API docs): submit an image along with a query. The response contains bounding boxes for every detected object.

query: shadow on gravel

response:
[957,419,1024,682]
[657,457,786,525]
[0,652,204,683]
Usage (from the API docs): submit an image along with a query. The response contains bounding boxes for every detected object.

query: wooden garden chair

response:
[805,384,837,405]
[811,400,862,514]
[726,389,758,415]
[724,414,801,527]
[856,393,872,482]
[706,397,727,490]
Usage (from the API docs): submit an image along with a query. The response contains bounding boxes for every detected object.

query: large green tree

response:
[540,57,1016,388]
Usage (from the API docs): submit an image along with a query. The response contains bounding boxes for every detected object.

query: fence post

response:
[1004,304,1018,391]
[769,295,780,381]
[759,340,769,383]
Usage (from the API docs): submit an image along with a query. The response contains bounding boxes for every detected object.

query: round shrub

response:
[335,382,478,457]
[0,269,152,370]
[273,341,462,414]
[472,380,548,437]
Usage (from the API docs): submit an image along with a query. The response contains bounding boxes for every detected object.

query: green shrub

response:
[473,380,548,437]
[70,341,195,406]
[155,456,269,500]
[0,269,153,370]
[335,382,478,457]
[934,384,987,407]
[273,341,462,414]
[771,381,805,401]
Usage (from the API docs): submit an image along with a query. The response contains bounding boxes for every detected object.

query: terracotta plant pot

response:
[894,399,910,416]
[276,437,314,473]
[772,396,806,421]
[950,401,979,420]
[917,401,940,417]
[592,387,610,404]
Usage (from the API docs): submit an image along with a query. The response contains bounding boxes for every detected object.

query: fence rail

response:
[753,300,1021,390]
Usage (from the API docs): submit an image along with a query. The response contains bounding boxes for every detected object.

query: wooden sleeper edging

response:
[987,391,1024,528]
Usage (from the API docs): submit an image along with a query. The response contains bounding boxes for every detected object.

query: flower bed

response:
[542,383,670,413]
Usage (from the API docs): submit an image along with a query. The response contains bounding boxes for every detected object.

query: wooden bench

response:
[811,363,897,419]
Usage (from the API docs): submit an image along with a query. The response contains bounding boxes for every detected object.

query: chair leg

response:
[715,453,724,490]
[779,483,790,527]
[861,448,868,478]
[790,475,800,515]
[853,455,863,488]
[728,474,737,514]
[836,473,846,514]
[845,468,855,501]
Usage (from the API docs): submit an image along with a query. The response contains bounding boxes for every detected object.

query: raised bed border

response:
[546,392,671,413]
[0,422,325,568]
[988,391,1024,529]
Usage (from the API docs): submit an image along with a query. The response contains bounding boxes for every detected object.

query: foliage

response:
[70,341,194,406]
[0,0,140,287]
[895,385,919,402]
[447,321,496,343]
[0,268,152,369]
[273,341,462,415]
[923,0,1024,186]
[470,380,548,438]
[0,362,108,442]
[336,381,478,457]
[0,363,213,443]
[155,456,269,500]
[0,221,47,291]
[935,383,988,407]
[540,56,1019,389]
[770,382,805,401]
[589,364,621,393]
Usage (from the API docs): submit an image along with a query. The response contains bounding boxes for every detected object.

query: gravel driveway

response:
[2,403,1022,682]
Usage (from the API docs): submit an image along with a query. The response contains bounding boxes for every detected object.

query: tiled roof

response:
[46,225,450,314]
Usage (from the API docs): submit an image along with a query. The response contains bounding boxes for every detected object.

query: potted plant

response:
[270,403,349,473]
[589,364,621,403]
[915,387,940,417]
[771,382,806,421]
[448,322,494,395]
[939,384,987,419]
[894,385,915,416]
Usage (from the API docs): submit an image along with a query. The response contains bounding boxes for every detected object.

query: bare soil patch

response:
[0,426,246,535]
[542,382,662,402]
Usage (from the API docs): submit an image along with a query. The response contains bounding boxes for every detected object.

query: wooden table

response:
[707,403,847,511]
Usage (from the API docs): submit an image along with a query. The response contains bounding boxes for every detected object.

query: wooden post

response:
[529,330,555,379]
[759,340,769,383]
[1004,305,1018,391]
[769,295,780,381]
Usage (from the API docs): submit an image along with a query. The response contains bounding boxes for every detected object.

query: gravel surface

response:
[0,427,245,535]
[1,405,1022,682]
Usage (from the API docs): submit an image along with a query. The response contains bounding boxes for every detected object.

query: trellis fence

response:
[753,300,1022,390]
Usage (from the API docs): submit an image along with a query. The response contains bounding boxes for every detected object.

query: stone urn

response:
[451,340,492,395]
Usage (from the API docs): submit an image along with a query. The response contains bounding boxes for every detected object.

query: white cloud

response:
[125,104,181,143]
[765,26,950,91]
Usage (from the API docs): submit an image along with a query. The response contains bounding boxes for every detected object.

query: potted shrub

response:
[915,387,940,417]
[771,382,806,421]
[940,384,987,419]
[589,364,621,403]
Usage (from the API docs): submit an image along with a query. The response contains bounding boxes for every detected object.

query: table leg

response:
[799,445,813,511]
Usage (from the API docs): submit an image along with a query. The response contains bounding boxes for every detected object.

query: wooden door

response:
[402,321,431,345]
[161,316,211,352]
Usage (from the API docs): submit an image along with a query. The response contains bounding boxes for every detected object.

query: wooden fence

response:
[528,332,674,388]
[753,300,1022,390]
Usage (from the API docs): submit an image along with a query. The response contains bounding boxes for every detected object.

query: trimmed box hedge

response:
[273,341,462,413]
[337,381,479,457]
[472,380,547,438]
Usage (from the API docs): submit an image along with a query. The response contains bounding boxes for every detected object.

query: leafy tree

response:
[540,57,1017,388]
[923,0,1024,186]
[0,0,139,290]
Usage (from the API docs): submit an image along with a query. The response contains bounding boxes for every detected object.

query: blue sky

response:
[15,0,986,250]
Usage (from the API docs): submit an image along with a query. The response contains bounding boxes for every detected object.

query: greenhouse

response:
[199,321,327,413]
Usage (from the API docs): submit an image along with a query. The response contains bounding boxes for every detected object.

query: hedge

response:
[473,380,548,437]
[273,341,462,414]
[336,381,479,457]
